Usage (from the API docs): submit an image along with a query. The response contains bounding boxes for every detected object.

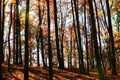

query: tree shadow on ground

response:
[2,64,120,80]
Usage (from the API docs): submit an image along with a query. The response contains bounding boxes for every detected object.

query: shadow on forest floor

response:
[2,63,120,80]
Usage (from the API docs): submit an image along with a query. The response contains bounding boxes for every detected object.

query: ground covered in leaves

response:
[2,63,120,80]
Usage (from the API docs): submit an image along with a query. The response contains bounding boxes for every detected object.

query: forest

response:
[0,0,120,80]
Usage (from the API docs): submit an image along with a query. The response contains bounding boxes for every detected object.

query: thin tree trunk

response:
[46,0,53,79]
[38,0,46,67]
[106,0,117,75]
[15,0,22,65]
[60,0,65,69]
[71,0,79,69]
[40,28,46,67]
[0,0,5,79]
[15,0,20,65]
[0,0,1,77]
[94,0,107,78]
[36,0,41,67]
[88,0,106,79]
[36,29,40,66]
[84,0,89,74]
[53,0,64,69]
[13,4,16,64]
[24,0,30,79]
[73,0,85,74]
[8,3,12,72]
[68,31,72,69]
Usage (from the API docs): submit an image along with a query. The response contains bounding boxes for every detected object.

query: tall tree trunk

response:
[15,0,19,65]
[24,0,30,79]
[106,0,117,75]
[38,0,46,67]
[60,0,65,69]
[73,0,85,74]
[84,0,89,74]
[36,0,41,67]
[94,0,107,78]
[15,0,22,65]
[18,20,22,65]
[8,3,12,72]
[71,0,79,69]
[0,0,5,79]
[46,0,53,79]
[88,0,106,80]
[13,5,16,64]
[53,0,64,69]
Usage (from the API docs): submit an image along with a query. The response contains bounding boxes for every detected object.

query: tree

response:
[84,0,89,74]
[46,0,53,79]
[88,0,106,79]
[24,0,30,79]
[0,0,5,79]
[106,0,117,75]
[53,0,64,69]
[73,0,85,74]
[8,3,12,72]
[15,0,22,65]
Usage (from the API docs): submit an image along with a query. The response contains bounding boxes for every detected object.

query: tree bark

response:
[73,0,85,74]
[84,0,89,74]
[46,0,53,79]
[106,0,117,75]
[24,0,30,79]
[88,0,106,79]
[53,0,64,69]
[8,3,12,72]
[0,0,5,79]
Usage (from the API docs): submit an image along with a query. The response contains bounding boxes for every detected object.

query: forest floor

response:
[1,63,120,80]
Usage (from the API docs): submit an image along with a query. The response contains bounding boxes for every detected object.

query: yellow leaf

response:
[10,0,15,3]
[98,11,103,17]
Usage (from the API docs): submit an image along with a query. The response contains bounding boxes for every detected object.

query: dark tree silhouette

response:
[8,3,12,72]
[24,0,30,79]
[0,0,5,79]
[73,0,85,74]
[53,0,64,69]
[46,0,53,79]
[88,0,106,80]
[84,0,89,74]
[106,0,117,75]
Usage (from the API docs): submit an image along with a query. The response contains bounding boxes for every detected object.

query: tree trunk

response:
[106,0,117,75]
[38,0,46,67]
[13,4,16,64]
[0,0,5,79]
[71,0,79,69]
[88,0,106,79]
[15,0,23,65]
[24,0,30,79]
[15,0,19,65]
[46,0,53,79]
[73,0,85,74]
[37,35,40,66]
[94,0,107,78]
[84,0,89,74]
[8,3,12,72]
[40,28,46,67]
[53,0,64,69]
[60,0,65,69]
